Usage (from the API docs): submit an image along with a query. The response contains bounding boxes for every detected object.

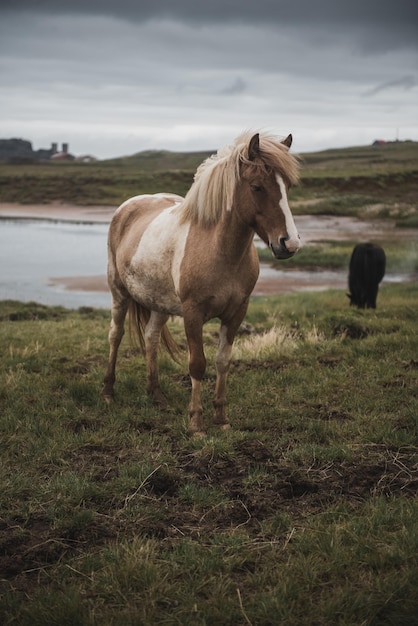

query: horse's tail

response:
[128,300,181,363]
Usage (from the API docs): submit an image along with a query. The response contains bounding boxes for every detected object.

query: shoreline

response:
[0,202,116,223]
[48,271,347,297]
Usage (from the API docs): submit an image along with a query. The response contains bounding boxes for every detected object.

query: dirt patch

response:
[0,512,126,594]
[1,442,416,594]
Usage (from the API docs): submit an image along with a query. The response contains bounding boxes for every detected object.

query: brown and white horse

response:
[103,131,300,435]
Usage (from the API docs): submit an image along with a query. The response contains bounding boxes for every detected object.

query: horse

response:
[103,131,301,435]
[348,243,386,309]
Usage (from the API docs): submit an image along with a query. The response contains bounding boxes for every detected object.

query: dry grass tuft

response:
[234,326,296,360]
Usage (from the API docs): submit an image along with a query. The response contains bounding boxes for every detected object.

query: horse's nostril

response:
[279,237,289,249]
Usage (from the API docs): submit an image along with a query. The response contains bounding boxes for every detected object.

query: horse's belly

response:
[123,207,189,317]
[126,273,183,316]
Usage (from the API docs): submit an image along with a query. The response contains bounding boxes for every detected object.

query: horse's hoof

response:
[188,412,205,437]
[103,393,113,405]
[217,423,231,431]
[191,430,207,438]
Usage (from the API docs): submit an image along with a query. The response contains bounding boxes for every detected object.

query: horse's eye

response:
[251,185,263,193]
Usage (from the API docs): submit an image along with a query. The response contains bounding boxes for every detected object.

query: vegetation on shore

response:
[1,285,417,625]
[258,238,418,274]
[1,140,417,226]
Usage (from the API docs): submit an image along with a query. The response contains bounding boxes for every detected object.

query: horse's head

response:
[236,133,300,260]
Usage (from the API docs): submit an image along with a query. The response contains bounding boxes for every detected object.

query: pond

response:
[0,219,111,308]
[0,213,415,309]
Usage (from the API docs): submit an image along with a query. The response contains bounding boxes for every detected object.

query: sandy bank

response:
[0,202,116,223]
[48,271,348,298]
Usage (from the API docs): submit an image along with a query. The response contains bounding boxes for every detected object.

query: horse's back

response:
[109,194,183,246]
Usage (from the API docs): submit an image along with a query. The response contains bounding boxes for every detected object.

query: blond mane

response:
[178,131,300,227]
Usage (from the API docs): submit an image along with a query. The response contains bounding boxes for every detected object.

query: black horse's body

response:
[348,243,386,309]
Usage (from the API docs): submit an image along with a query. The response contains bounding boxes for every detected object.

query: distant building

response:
[0,138,75,161]
[51,143,75,161]
[75,155,97,163]
[372,140,387,146]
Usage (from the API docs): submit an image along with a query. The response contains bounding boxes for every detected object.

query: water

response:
[0,218,415,309]
[0,219,111,308]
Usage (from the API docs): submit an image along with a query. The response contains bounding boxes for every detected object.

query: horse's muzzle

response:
[270,236,299,260]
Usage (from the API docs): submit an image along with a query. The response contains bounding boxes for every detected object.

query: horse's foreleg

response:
[213,324,234,430]
[183,311,206,436]
[145,311,169,406]
[189,376,204,436]
[103,298,129,402]
[213,302,249,429]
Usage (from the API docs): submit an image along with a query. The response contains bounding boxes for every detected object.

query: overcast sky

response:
[1,1,417,159]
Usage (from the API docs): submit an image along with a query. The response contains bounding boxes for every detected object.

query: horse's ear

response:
[281,134,293,149]
[248,133,260,161]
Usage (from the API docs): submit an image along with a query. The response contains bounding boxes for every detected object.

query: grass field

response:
[1,285,417,625]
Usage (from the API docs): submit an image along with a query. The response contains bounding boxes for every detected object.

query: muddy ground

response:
[1,433,417,595]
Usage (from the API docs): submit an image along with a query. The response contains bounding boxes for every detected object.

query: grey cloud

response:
[1,0,417,158]
[220,77,247,96]
[2,1,418,40]
[1,4,416,63]
[363,75,417,96]
[2,0,417,22]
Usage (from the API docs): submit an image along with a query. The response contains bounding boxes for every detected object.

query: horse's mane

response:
[178,131,300,227]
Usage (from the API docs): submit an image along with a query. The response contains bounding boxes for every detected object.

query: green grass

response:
[258,238,418,273]
[300,140,418,176]
[1,141,417,219]
[1,285,417,624]
[0,164,194,206]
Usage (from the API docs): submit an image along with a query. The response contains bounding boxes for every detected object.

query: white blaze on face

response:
[276,175,300,254]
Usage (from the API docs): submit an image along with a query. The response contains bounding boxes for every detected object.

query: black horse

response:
[348,243,386,309]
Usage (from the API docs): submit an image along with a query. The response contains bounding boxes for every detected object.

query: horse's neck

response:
[215,208,255,263]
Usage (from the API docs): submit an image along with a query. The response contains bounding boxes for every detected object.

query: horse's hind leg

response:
[145,311,170,406]
[103,296,129,402]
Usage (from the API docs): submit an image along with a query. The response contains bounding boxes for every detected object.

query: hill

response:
[102,140,418,177]
[103,148,215,172]
[300,140,418,177]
